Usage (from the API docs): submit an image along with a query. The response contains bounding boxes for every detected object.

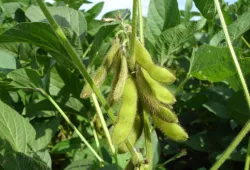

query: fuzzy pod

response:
[154,105,178,123]
[80,66,107,98]
[152,114,188,141]
[118,114,143,153]
[142,68,176,105]
[135,39,175,84]
[108,54,128,105]
[111,76,138,145]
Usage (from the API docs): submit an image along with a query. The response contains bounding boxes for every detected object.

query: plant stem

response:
[90,121,101,155]
[36,0,116,122]
[143,111,152,170]
[242,36,250,49]
[82,43,93,59]
[245,138,250,170]
[91,94,116,155]
[214,0,250,107]
[129,0,138,70]
[125,140,142,165]
[39,89,104,163]
[211,1,250,169]
[138,0,144,45]
[174,74,191,95]
[210,120,250,170]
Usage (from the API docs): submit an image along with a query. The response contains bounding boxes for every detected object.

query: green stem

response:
[36,0,116,122]
[129,0,138,70]
[82,43,93,59]
[125,140,142,165]
[214,0,250,107]
[211,1,250,169]
[138,0,144,45]
[90,121,102,156]
[143,111,152,170]
[242,36,250,49]
[39,89,104,163]
[210,120,250,170]
[91,94,116,155]
[244,138,250,170]
[174,74,191,95]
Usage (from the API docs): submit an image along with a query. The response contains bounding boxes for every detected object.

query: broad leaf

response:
[1,152,50,170]
[0,100,36,153]
[203,101,229,119]
[155,19,206,62]
[25,5,87,38]
[0,22,75,68]
[145,0,180,49]
[7,68,42,89]
[85,2,104,21]
[0,50,17,74]
[193,0,216,20]
[54,0,90,10]
[190,45,250,82]
[210,11,250,46]
[64,159,93,170]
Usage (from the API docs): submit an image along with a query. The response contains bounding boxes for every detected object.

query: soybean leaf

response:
[85,2,104,21]
[64,159,93,170]
[1,152,50,170]
[102,9,131,20]
[155,19,206,62]
[210,11,250,46]
[52,138,81,154]
[34,150,52,168]
[31,117,59,151]
[98,164,122,170]
[193,0,216,20]
[190,45,250,82]
[227,90,250,125]
[0,22,74,68]
[145,0,180,49]
[7,68,42,89]
[54,0,90,10]
[0,50,17,74]
[25,5,87,38]
[0,100,36,154]
[203,101,229,119]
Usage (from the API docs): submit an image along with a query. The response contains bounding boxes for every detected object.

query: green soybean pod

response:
[142,68,176,105]
[154,105,178,123]
[152,114,188,141]
[80,66,107,98]
[135,39,175,84]
[118,114,143,153]
[111,76,138,145]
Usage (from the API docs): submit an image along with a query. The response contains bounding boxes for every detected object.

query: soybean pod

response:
[111,76,138,145]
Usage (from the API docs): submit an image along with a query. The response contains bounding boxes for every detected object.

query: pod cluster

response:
[81,37,188,154]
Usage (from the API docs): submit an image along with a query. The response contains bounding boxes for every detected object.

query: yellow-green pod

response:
[111,76,138,145]
[154,105,178,123]
[80,66,107,98]
[118,115,143,153]
[135,39,175,84]
[142,69,176,105]
[152,114,188,141]
[103,37,121,69]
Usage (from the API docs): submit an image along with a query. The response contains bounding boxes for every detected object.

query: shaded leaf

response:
[193,0,216,20]
[64,159,93,170]
[203,101,229,119]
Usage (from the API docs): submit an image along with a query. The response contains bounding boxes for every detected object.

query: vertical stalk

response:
[174,74,191,95]
[211,1,250,169]
[244,138,250,170]
[129,0,138,70]
[39,89,104,163]
[90,121,101,155]
[143,111,152,170]
[138,0,144,45]
[36,0,116,122]
[91,94,116,155]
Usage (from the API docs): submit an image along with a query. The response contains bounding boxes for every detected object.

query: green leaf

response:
[190,45,250,82]
[52,138,81,154]
[98,164,122,170]
[34,149,52,169]
[25,5,87,38]
[54,0,90,10]
[145,0,180,48]
[85,2,104,21]
[155,19,206,62]
[0,50,17,74]
[227,90,250,125]
[210,11,250,46]
[203,101,229,119]
[0,100,36,154]
[7,68,42,89]
[193,0,216,20]
[1,152,50,170]
[0,22,75,68]
[64,159,93,170]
